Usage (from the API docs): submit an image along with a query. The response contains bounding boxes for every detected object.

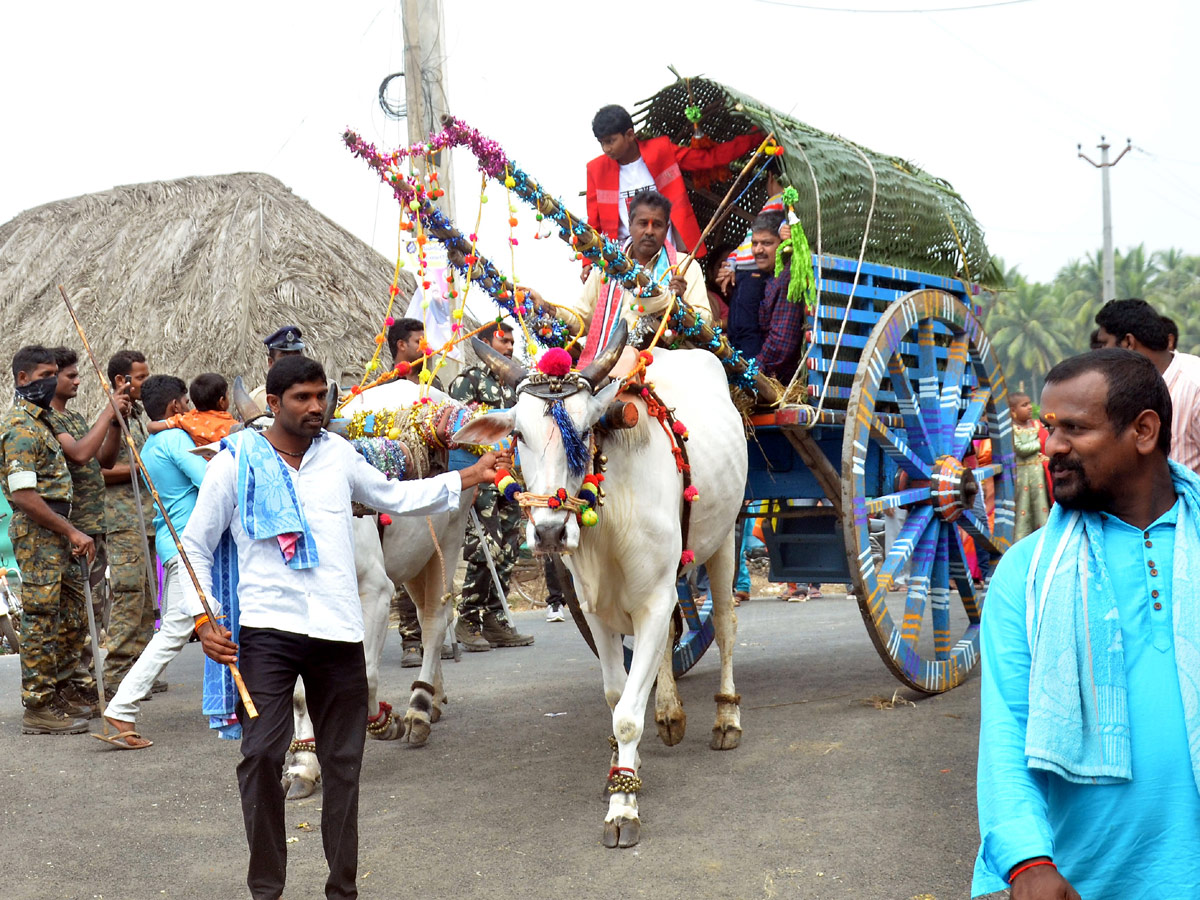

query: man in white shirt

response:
[1095,298,1200,474]
[184,355,507,900]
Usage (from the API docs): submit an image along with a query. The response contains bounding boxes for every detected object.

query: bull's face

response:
[453,322,628,554]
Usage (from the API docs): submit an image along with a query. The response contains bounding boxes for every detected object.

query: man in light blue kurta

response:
[102,376,208,747]
[974,349,1200,899]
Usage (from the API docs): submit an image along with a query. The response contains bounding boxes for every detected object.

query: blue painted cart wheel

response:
[841,289,1015,693]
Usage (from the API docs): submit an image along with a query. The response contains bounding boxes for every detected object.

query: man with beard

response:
[972,349,1200,899]
[184,355,508,900]
[1094,298,1200,474]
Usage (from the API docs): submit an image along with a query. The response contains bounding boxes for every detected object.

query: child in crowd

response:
[148,373,235,445]
[1010,391,1052,540]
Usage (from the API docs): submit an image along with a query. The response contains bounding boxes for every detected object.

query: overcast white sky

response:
[4,0,1198,328]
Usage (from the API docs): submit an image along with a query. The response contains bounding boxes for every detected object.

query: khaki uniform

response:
[103,406,156,688]
[449,366,523,624]
[0,398,76,709]
[47,407,110,680]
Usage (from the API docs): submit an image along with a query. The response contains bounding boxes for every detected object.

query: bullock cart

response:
[635,77,1015,694]
[338,76,1015,696]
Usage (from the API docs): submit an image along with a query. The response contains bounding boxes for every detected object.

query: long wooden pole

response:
[675,131,776,278]
[57,285,257,718]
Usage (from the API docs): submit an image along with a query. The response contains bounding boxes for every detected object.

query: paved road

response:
[0,596,983,900]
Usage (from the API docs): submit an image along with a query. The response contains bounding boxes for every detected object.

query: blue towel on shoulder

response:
[227,430,318,569]
[201,529,242,739]
[1025,460,1200,791]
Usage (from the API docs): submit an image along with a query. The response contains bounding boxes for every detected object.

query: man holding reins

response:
[183,355,508,900]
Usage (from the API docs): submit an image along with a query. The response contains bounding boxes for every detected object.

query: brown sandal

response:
[92,729,153,750]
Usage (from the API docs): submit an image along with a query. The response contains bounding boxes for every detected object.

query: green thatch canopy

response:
[635,75,1000,286]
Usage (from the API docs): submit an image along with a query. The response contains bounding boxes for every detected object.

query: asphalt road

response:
[0,595,983,900]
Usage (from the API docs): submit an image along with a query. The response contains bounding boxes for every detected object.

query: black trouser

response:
[236,627,367,900]
[543,556,565,609]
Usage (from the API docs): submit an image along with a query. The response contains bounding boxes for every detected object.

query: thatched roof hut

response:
[0,172,415,412]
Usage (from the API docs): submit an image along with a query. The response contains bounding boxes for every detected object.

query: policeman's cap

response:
[263,326,305,352]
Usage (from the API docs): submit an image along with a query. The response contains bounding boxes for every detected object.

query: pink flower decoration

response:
[537,347,573,377]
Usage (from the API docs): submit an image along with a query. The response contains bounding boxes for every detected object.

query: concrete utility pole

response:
[401,0,454,217]
[1078,136,1132,303]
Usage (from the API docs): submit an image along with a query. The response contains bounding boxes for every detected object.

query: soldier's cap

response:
[263,326,305,352]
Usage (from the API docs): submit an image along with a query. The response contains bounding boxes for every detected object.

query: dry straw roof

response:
[0,172,414,412]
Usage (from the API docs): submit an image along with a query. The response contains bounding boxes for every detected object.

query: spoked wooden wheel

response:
[841,289,1015,693]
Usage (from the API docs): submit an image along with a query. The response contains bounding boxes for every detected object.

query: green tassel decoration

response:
[775,188,816,308]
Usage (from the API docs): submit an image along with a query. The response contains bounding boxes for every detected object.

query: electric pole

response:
[400,0,453,217]
[1078,136,1132,303]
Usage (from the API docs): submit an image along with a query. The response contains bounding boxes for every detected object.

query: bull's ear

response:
[453,410,516,446]
[583,381,622,429]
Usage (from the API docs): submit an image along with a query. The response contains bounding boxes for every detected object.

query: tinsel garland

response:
[344,119,769,395]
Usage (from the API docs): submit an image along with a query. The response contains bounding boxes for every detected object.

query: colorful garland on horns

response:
[343,129,573,349]
[344,120,770,393]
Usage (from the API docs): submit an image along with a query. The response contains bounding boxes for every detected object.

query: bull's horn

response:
[231,375,265,423]
[321,380,339,430]
[470,337,529,389]
[579,319,629,389]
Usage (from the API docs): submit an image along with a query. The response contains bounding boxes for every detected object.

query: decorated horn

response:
[579,319,629,389]
[231,375,266,423]
[470,336,529,389]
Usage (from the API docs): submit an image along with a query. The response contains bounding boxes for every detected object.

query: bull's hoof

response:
[603,816,641,848]
[710,721,743,750]
[655,707,686,747]
[430,704,442,724]
[403,710,431,746]
[367,712,404,741]
[285,775,317,800]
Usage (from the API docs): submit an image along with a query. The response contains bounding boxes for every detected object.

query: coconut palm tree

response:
[985,276,1074,396]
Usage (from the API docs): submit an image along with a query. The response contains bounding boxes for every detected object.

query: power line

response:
[753,0,1032,11]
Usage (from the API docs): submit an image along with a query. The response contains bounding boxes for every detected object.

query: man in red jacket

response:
[586,104,762,259]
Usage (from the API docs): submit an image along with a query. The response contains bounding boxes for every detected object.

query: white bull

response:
[284,378,471,800]
[454,323,748,847]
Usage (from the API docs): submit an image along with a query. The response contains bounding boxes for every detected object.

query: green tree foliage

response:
[980,245,1200,396]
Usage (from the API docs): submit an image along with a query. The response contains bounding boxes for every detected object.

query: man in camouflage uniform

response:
[449,322,534,651]
[101,350,158,695]
[47,347,129,713]
[0,346,96,734]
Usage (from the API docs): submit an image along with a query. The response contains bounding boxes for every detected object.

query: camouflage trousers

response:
[459,486,523,623]
[10,516,87,708]
[75,533,109,679]
[103,528,157,689]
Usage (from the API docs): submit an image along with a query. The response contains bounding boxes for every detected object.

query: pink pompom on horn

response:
[672,420,688,436]
[683,485,699,502]
[379,514,393,527]
[537,347,573,377]
[680,550,695,566]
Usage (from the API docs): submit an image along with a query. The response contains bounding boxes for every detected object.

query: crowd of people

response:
[7,99,1198,900]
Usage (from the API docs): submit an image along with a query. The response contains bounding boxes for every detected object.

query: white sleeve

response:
[179,450,238,618]
[345,441,463,517]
